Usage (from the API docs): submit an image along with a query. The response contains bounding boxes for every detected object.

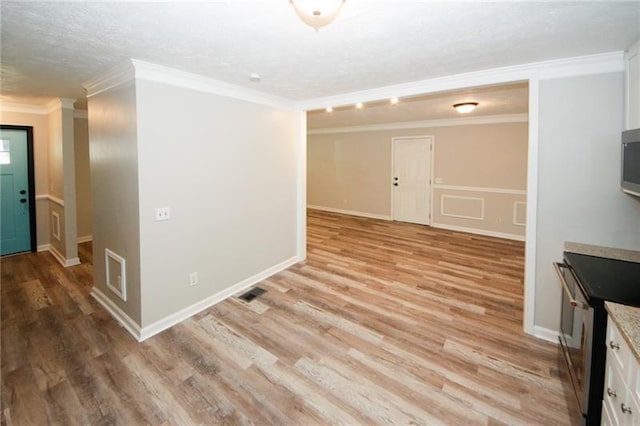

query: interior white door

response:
[392,137,432,225]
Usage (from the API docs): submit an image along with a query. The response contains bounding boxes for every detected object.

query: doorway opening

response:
[305,81,530,330]
[0,125,36,256]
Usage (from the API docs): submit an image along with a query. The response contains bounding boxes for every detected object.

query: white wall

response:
[535,72,640,331]
[135,79,301,327]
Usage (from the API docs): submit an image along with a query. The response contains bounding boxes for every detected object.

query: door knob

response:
[20,198,27,203]
[393,183,398,186]
[394,177,398,181]
[19,190,26,194]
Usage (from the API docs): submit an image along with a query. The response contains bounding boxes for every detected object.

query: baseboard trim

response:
[65,257,81,267]
[307,205,392,221]
[430,222,525,242]
[38,244,81,267]
[91,287,142,341]
[77,235,93,244]
[138,255,301,341]
[532,325,560,344]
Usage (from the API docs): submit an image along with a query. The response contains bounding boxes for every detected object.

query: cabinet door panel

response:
[604,358,625,425]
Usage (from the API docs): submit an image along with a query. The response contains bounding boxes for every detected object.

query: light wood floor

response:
[1,210,579,425]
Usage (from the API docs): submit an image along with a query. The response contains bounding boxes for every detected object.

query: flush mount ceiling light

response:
[390,97,399,105]
[355,102,363,109]
[289,0,346,31]
[453,102,478,113]
[325,106,333,113]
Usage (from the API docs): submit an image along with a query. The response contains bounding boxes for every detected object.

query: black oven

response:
[554,262,594,420]
[555,252,640,426]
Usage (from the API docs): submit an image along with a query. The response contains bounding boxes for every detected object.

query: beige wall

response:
[47,108,66,257]
[308,133,390,215]
[45,104,78,261]
[47,109,63,199]
[0,110,50,246]
[308,122,528,238]
[135,79,301,327]
[433,124,527,188]
[74,117,92,239]
[88,82,142,325]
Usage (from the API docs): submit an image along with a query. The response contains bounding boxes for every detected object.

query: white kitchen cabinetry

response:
[602,317,640,425]
[626,40,640,130]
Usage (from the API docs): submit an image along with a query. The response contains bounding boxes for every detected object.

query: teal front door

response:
[0,126,35,255]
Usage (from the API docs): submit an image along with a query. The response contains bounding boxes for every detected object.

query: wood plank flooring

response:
[1,210,580,425]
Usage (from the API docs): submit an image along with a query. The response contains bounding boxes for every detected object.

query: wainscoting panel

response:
[432,186,526,240]
[513,201,527,226]
[440,195,485,220]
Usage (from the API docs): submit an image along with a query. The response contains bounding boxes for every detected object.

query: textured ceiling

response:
[1,1,639,107]
[307,82,529,128]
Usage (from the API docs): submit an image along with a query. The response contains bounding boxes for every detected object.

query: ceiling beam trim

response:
[298,51,625,111]
[308,113,529,135]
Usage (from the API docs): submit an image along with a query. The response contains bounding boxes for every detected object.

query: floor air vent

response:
[238,287,266,302]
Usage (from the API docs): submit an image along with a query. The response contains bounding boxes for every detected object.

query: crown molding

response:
[130,59,297,111]
[83,59,298,111]
[0,102,49,115]
[83,60,136,98]
[308,113,528,135]
[1,98,76,115]
[298,51,625,111]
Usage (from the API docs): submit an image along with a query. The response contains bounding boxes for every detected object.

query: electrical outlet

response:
[155,207,171,221]
[189,272,198,286]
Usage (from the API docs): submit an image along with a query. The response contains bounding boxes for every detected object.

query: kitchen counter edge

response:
[605,301,640,363]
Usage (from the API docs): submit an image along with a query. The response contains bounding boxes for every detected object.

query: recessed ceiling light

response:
[249,73,261,82]
[326,106,333,113]
[355,102,363,109]
[390,97,399,105]
[453,102,478,113]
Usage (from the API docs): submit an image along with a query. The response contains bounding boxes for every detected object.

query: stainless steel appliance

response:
[555,261,596,422]
[622,127,640,197]
[554,252,640,425]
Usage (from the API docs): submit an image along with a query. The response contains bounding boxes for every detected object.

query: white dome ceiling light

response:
[289,0,346,31]
[453,102,478,113]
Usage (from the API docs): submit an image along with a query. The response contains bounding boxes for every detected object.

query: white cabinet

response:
[602,317,640,425]
[626,40,640,130]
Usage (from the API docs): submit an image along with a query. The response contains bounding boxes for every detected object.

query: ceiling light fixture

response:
[325,106,333,113]
[390,97,399,105]
[355,102,363,109]
[289,0,346,31]
[453,102,478,113]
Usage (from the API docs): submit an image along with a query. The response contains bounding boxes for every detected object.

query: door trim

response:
[390,135,434,224]
[1,125,37,252]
